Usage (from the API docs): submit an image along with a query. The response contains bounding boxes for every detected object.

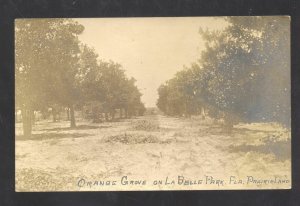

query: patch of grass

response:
[103,133,171,144]
[16,168,75,191]
[16,132,91,141]
[131,120,160,131]
[41,125,111,131]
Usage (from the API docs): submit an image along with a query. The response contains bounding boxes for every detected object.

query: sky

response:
[76,17,227,107]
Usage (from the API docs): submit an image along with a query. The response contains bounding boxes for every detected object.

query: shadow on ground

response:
[229,139,291,161]
[203,126,276,136]
[232,127,276,134]
[16,132,91,141]
[41,124,111,131]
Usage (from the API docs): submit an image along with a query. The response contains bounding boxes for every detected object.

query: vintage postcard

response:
[15,17,291,191]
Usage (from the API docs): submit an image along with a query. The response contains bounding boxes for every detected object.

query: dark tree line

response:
[15,19,145,136]
[78,46,145,122]
[157,17,290,129]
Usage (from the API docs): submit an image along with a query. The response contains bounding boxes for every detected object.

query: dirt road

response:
[15,114,291,191]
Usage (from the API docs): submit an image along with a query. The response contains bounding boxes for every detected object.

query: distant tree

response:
[157,66,204,118]
[78,45,102,99]
[137,102,146,116]
[157,84,169,115]
[79,50,146,121]
[123,78,145,117]
[77,45,105,122]
[99,61,127,120]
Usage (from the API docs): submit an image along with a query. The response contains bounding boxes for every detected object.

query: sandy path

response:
[15,114,291,191]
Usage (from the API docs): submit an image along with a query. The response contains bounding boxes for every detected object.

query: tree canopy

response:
[15,19,146,136]
[157,17,290,127]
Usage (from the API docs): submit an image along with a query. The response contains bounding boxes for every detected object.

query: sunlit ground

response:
[15,114,291,191]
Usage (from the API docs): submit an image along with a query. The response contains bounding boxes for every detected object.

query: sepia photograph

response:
[15,16,291,191]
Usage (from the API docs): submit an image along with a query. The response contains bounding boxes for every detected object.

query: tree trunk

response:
[41,109,48,120]
[128,111,131,118]
[57,112,61,121]
[92,107,102,123]
[52,108,56,122]
[31,110,35,125]
[22,109,32,137]
[224,121,233,133]
[201,107,206,120]
[70,104,76,128]
[111,110,115,121]
[120,109,122,118]
[66,108,70,120]
[105,112,109,121]
[224,113,235,133]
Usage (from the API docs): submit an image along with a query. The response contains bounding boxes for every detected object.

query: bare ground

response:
[15,114,291,191]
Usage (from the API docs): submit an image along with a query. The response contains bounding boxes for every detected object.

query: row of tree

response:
[157,17,290,129]
[16,19,145,136]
